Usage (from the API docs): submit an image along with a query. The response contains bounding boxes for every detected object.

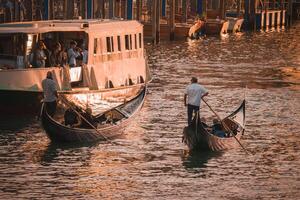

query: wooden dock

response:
[0,0,298,42]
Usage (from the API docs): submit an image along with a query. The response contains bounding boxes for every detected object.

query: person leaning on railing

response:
[67,40,82,68]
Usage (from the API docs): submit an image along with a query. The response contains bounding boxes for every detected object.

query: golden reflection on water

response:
[0,23,300,199]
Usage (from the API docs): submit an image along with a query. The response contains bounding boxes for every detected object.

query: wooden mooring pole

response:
[152,0,157,44]
[237,0,241,17]
[169,0,175,41]
[156,0,161,44]
[288,0,293,26]
[220,0,225,19]
[136,0,142,21]
[182,0,187,23]
[109,0,114,19]
[152,0,160,44]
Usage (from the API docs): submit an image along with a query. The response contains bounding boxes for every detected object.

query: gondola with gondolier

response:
[183,99,246,152]
[40,85,146,143]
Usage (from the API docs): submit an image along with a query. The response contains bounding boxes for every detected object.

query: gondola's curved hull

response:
[41,86,146,143]
[183,127,242,151]
[183,100,245,151]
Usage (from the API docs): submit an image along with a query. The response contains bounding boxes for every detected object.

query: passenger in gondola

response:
[200,117,209,128]
[64,107,81,127]
[79,107,96,128]
[212,119,226,138]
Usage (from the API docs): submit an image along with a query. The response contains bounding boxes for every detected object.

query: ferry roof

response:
[0,19,143,34]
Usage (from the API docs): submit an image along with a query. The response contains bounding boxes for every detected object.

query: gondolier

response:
[184,77,208,125]
[42,71,58,117]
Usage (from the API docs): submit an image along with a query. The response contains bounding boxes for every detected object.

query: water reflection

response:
[0,116,36,131]
[39,142,97,165]
[181,150,223,171]
[0,23,300,199]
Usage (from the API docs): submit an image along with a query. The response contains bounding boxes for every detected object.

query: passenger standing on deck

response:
[42,71,58,117]
[50,42,64,67]
[67,40,81,68]
[184,77,208,125]
[32,41,47,68]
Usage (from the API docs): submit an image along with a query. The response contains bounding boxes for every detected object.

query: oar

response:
[202,97,251,155]
[195,111,198,134]
[59,94,115,144]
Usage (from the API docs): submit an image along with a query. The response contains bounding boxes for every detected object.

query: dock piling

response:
[169,0,175,41]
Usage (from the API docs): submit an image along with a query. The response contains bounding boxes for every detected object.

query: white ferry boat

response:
[0,19,149,113]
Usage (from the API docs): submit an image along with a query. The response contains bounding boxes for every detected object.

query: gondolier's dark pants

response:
[187,104,199,125]
[45,101,57,117]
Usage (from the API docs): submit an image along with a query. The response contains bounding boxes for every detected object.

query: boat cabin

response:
[0,19,147,92]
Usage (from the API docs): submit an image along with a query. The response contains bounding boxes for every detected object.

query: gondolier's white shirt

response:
[185,83,207,107]
[42,78,57,102]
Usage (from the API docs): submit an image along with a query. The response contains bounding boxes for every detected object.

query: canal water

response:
[1,24,300,199]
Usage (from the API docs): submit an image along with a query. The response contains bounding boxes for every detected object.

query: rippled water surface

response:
[1,24,300,199]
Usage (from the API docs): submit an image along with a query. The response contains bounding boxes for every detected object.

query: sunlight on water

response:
[0,23,300,199]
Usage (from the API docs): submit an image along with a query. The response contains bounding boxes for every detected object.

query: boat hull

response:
[183,126,242,151]
[41,85,146,143]
[183,100,246,151]
[0,90,43,114]
[205,19,229,36]
[227,17,244,33]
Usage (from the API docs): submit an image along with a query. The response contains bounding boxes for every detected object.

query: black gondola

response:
[41,86,146,143]
[183,100,246,151]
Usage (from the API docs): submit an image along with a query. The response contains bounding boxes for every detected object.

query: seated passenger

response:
[64,107,81,127]
[212,119,226,137]
[79,107,96,128]
[200,117,209,128]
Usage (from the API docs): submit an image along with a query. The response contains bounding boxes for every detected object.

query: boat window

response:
[106,36,114,53]
[139,33,142,48]
[125,35,130,50]
[0,33,28,69]
[0,34,26,56]
[117,36,121,51]
[129,35,132,50]
[134,34,137,49]
[94,38,98,54]
[34,31,89,68]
